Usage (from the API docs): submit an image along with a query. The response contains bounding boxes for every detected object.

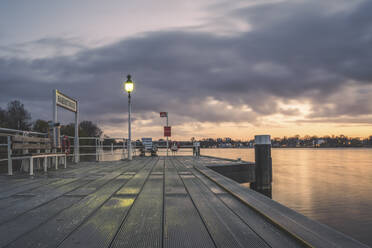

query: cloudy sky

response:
[1,0,372,140]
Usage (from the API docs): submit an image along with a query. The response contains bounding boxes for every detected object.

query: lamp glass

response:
[124,82,134,93]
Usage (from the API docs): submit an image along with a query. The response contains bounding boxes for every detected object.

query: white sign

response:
[56,90,77,112]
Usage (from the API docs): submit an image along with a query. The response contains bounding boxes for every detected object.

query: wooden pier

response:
[0,156,368,248]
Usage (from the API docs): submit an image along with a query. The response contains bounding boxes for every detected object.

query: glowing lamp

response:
[124,74,134,93]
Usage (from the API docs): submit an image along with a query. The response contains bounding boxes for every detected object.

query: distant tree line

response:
[271,135,372,148]
[0,100,102,137]
[198,135,372,148]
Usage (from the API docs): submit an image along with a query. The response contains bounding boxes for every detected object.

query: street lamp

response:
[124,74,134,160]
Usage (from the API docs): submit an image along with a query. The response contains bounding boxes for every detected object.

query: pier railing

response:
[0,127,138,173]
[0,127,190,167]
[1,128,274,198]
[1,128,271,193]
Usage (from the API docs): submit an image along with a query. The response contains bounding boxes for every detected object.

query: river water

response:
[201,148,372,246]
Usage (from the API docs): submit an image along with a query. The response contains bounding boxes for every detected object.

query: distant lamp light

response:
[124,74,134,93]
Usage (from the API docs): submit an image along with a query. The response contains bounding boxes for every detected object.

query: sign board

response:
[164,126,171,137]
[141,138,153,150]
[56,90,77,112]
[160,112,167,117]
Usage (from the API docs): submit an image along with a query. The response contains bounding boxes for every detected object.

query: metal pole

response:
[98,140,101,161]
[128,93,132,160]
[53,89,57,166]
[166,115,168,157]
[7,136,12,176]
[74,103,79,163]
[100,140,102,161]
[133,141,136,156]
[95,138,98,162]
[53,89,57,124]
[122,138,125,159]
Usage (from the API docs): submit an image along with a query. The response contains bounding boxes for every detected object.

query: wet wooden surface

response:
[0,156,367,248]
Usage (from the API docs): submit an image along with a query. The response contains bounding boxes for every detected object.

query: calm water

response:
[201,148,372,246]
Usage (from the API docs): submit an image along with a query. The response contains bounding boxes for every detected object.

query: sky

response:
[1,0,372,140]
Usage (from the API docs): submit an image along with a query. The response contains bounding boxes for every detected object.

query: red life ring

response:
[62,136,71,155]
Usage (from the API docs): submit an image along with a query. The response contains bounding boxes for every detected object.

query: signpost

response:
[160,112,170,156]
[164,126,171,137]
[53,89,79,163]
[56,91,77,112]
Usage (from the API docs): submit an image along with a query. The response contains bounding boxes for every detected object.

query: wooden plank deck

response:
[0,156,368,248]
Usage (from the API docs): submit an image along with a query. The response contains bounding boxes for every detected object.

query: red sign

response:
[160,112,167,117]
[164,126,171,137]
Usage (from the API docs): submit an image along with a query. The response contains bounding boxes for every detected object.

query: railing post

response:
[122,138,125,160]
[44,157,47,172]
[74,103,79,163]
[29,158,33,176]
[111,143,114,155]
[21,133,30,173]
[36,145,40,170]
[99,140,102,161]
[7,136,12,176]
[133,142,136,156]
[251,135,272,197]
[95,138,98,162]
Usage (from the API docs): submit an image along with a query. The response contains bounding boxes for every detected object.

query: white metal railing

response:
[0,127,138,172]
[0,127,196,173]
[0,127,47,136]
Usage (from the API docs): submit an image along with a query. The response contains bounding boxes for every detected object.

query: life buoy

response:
[62,136,71,155]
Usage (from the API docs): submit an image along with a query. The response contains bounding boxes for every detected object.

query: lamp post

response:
[124,74,134,160]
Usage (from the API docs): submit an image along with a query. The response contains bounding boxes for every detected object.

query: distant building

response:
[314,139,325,147]
[219,143,232,148]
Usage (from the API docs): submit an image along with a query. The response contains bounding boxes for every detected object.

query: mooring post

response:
[251,135,272,197]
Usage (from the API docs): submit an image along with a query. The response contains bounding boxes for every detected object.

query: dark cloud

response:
[294,116,372,125]
[1,0,372,135]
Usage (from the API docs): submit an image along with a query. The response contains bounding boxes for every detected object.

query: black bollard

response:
[251,135,272,197]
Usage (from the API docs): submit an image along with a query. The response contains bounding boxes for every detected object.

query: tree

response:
[60,120,102,137]
[6,100,32,130]
[0,107,7,127]
[33,119,49,133]
[60,123,75,137]
[79,121,102,137]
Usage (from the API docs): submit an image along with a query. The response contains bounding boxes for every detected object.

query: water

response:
[201,148,372,246]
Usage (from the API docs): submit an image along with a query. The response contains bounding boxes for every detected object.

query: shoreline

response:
[200,146,372,149]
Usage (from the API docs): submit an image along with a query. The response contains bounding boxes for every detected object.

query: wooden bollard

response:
[251,135,272,196]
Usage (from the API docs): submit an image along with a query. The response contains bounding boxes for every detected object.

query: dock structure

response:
[0,156,367,248]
